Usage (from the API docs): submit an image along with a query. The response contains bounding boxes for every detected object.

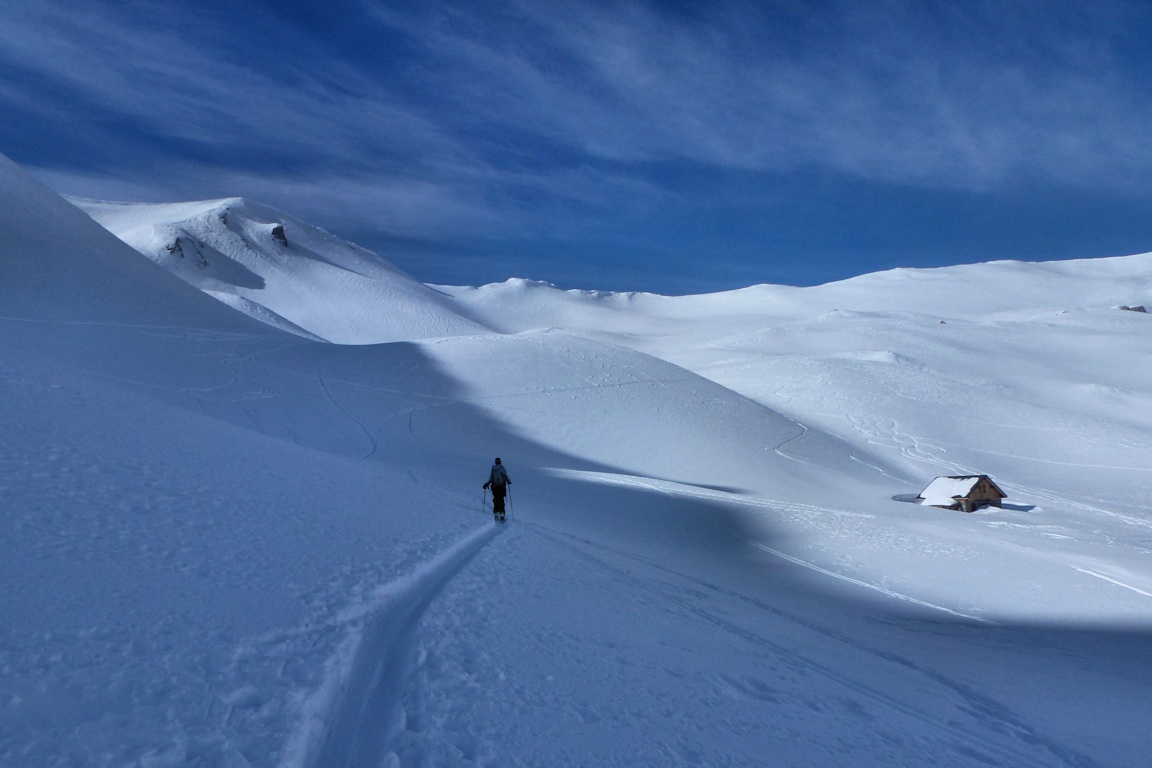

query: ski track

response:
[753,544,995,623]
[315,361,379,460]
[283,523,501,768]
[771,422,812,465]
[1071,568,1152,599]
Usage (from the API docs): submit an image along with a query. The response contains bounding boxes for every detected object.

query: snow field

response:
[398,509,1152,767]
[3,152,1151,765]
[0,340,497,766]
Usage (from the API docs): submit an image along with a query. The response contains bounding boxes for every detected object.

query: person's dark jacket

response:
[485,464,510,490]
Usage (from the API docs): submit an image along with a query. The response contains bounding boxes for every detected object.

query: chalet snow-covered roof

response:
[918,475,1004,506]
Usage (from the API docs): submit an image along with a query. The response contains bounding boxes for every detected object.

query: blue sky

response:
[3,0,1152,294]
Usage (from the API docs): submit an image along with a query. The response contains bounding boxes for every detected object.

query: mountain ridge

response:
[75,196,490,344]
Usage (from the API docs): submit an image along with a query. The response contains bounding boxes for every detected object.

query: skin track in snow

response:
[286,525,501,768]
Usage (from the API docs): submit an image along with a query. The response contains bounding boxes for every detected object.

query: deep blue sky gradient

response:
[3,0,1151,293]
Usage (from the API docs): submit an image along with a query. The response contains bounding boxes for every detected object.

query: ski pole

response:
[481,487,488,515]
[508,486,513,519]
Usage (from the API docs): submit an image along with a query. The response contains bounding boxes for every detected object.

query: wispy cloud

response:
[385,0,1152,190]
[3,0,1151,290]
[0,4,465,172]
[7,1,1150,192]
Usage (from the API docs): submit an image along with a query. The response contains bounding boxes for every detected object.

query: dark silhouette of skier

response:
[483,458,511,523]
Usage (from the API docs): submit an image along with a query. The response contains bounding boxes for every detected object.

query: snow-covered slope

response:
[6,153,1152,767]
[0,157,270,332]
[440,252,1152,334]
[442,262,1152,628]
[75,197,489,343]
[1,154,490,763]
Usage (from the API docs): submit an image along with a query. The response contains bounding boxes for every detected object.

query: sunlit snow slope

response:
[5,158,1150,767]
[75,197,489,343]
[441,263,1152,625]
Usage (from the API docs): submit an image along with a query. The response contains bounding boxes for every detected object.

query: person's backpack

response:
[491,465,509,487]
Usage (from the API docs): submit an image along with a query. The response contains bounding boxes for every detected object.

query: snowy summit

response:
[75,197,488,344]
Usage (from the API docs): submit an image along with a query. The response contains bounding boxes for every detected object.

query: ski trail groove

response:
[754,543,995,623]
[315,361,379,459]
[285,523,500,768]
[1072,567,1152,599]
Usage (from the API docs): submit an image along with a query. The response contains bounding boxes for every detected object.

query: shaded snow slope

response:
[0,341,491,766]
[76,197,490,343]
[0,156,268,332]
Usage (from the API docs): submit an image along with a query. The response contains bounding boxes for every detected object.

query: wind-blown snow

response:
[4,153,1151,766]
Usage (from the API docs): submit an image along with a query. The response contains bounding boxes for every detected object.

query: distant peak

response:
[202,197,251,218]
[501,277,558,290]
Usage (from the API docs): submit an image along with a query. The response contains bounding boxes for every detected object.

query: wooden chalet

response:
[916,475,1006,512]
